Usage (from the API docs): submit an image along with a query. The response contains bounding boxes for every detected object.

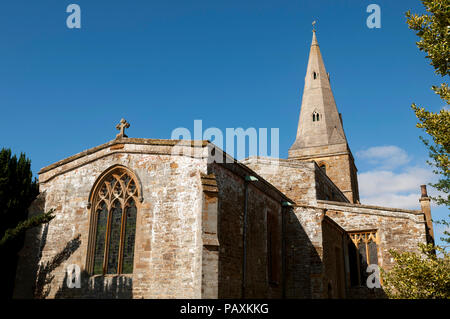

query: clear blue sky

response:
[0,1,448,245]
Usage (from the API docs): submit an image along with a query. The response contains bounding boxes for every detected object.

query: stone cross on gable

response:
[115,118,130,139]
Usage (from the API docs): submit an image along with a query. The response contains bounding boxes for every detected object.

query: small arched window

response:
[313,71,317,79]
[313,111,320,122]
[87,166,140,275]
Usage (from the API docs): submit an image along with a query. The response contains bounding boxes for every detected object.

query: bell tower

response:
[289,29,360,203]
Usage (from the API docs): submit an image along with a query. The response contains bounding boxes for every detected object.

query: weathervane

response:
[312,20,317,32]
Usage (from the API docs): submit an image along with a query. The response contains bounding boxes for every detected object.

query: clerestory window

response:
[87,166,140,275]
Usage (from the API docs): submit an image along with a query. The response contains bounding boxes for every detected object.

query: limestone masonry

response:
[13,31,433,299]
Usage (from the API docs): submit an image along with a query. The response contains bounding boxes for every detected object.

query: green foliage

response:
[381,244,450,299]
[406,0,449,77]
[379,1,450,300]
[434,212,450,244]
[0,209,55,247]
[0,148,55,298]
[406,0,450,207]
[412,104,450,206]
[0,148,39,238]
[0,147,55,245]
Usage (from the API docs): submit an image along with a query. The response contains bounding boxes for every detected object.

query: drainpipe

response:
[242,175,258,299]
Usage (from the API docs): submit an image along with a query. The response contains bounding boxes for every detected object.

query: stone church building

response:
[14,31,434,299]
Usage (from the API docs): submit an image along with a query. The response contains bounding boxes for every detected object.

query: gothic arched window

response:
[87,166,140,275]
[348,231,379,287]
[313,71,317,79]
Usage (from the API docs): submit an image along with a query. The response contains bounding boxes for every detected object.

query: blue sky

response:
[0,1,448,245]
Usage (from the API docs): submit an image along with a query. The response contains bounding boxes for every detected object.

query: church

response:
[13,30,434,299]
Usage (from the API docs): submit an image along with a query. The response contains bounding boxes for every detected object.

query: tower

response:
[289,30,360,203]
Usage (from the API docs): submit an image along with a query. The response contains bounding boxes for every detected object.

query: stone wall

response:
[321,216,346,298]
[288,143,360,204]
[318,200,428,272]
[13,193,47,299]
[14,139,208,299]
[209,161,288,298]
[241,157,317,205]
[242,157,349,299]
[14,139,291,299]
[314,163,349,203]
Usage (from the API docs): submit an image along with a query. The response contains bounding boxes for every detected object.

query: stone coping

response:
[241,156,350,204]
[39,138,209,174]
[317,199,422,215]
[241,156,314,169]
[37,138,293,204]
[313,161,350,203]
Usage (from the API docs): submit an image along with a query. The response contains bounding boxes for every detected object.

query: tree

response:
[0,148,55,298]
[381,0,450,300]
[381,244,450,299]
[406,0,450,207]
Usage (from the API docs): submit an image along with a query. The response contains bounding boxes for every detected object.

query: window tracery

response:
[87,167,139,275]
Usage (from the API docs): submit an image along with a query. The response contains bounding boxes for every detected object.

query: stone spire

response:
[288,29,360,204]
[289,30,347,152]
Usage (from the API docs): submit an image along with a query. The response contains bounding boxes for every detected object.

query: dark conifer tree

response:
[0,148,54,298]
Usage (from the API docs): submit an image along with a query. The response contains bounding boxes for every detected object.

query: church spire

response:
[289,29,347,153]
[311,28,318,46]
[288,29,360,204]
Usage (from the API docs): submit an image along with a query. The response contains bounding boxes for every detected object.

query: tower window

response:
[313,111,320,122]
[313,71,317,79]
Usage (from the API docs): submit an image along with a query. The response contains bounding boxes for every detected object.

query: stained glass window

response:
[106,201,122,274]
[89,167,139,275]
[359,242,368,284]
[122,199,137,274]
[348,231,379,287]
[368,240,378,265]
[93,202,108,275]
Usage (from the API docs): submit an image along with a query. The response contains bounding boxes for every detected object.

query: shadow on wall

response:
[215,196,388,299]
[321,217,387,299]
[34,231,82,298]
[33,231,132,299]
[283,209,324,299]
[213,182,325,299]
[54,271,133,299]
